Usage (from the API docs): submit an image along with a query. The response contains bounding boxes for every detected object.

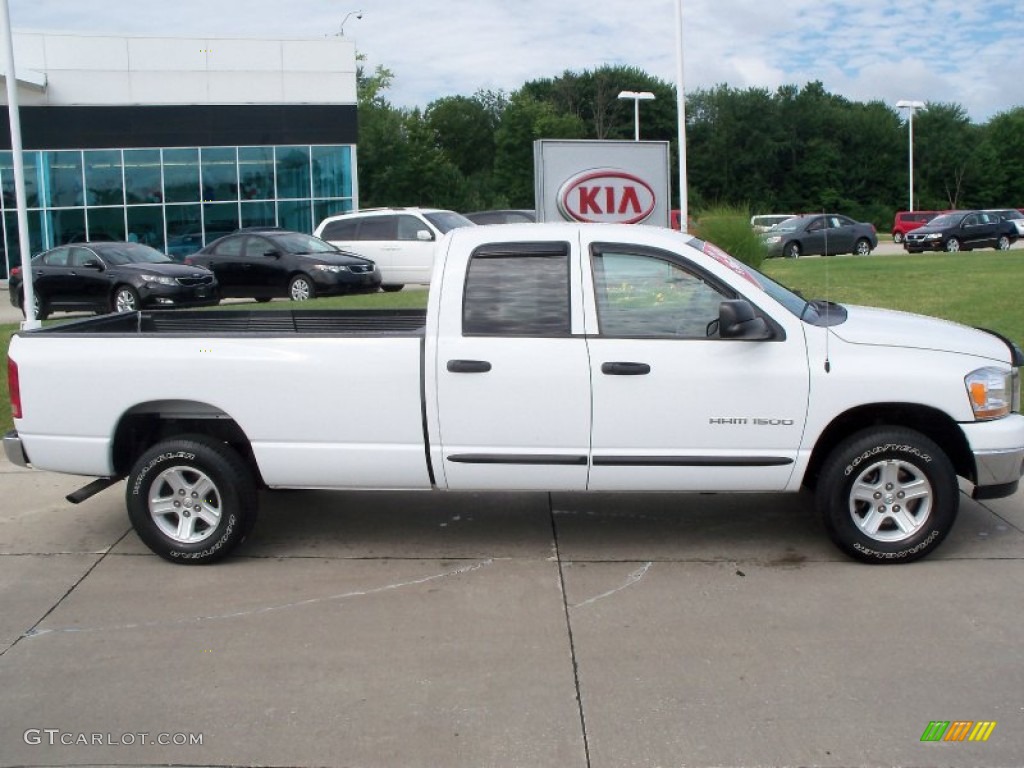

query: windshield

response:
[773,218,804,232]
[424,211,476,234]
[272,233,339,254]
[689,236,844,326]
[98,243,172,265]
[926,213,960,228]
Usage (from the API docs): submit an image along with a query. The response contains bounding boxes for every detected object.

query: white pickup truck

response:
[5,223,1023,564]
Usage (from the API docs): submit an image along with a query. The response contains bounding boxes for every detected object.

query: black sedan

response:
[761,214,878,258]
[904,210,1013,253]
[186,230,381,301]
[8,242,218,320]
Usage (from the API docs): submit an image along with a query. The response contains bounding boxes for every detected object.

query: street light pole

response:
[339,10,364,36]
[617,90,655,141]
[674,0,688,232]
[1,0,39,329]
[896,100,925,212]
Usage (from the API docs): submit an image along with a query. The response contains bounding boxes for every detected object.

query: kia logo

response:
[557,169,656,224]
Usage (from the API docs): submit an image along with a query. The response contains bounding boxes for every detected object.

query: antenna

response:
[823,208,831,373]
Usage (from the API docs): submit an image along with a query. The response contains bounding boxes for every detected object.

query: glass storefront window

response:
[163,148,201,204]
[127,206,164,251]
[312,145,352,199]
[201,147,238,202]
[238,147,275,201]
[276,146,311,200]
[49,208,87,245]
[87,207,127,241]
[85,150,124,206]
[314,200,352,230]
[203,202,240,241]
[45,151,84,208]
[124,149,163,204]
[240,201,276,228]
[1,145,355,277]
[278,200,312,234]
[165,204,203,259]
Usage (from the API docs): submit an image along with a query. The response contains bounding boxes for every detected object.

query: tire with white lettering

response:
[815,428,958,564]
[126,436,257,564]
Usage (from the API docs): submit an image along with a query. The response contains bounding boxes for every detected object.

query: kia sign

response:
[534,139,671,227]
[557,169,656,224]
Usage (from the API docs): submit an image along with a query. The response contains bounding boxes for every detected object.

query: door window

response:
[211,236,244,257]
[462,245,570,337]
[591,249,729,338]
[357,215,396,240]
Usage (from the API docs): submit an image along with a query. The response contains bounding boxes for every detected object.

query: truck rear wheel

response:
[815,428,958,563]
[126,436,257,564]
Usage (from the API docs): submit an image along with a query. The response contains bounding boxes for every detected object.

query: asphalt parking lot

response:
[1,450,1022,768]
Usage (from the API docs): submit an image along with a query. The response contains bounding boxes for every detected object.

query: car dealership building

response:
[0,31,358,276]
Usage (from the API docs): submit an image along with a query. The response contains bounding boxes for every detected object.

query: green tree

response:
[493,93,585,208]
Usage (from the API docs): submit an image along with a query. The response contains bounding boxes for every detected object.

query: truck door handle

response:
[601,362,651,376]
[447,359,492,373]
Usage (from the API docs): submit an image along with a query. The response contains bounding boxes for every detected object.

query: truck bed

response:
[26,309,428,337]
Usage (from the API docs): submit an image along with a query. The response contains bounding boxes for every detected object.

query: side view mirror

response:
[416,229,433,242]
[718,300,773,340]
[81,259,103,270]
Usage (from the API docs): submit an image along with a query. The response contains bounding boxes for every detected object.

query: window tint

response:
[212,236,244,257]
[320,218,359,241]
[358,215,397,240]
[42,248,71,266]
[463,245,570,336]
[592,249,729,338]
[68,247,96,267]
[397,215,430,241]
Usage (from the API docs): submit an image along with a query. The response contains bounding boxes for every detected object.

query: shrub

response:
[690,205,768,269]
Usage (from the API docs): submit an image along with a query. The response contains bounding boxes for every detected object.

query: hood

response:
[297,251,375,267]
[830,304,1011,363]
[118,262,213,277]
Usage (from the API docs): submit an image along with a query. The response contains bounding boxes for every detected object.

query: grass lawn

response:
[2,251,1021,433]
[760,250,1024,347]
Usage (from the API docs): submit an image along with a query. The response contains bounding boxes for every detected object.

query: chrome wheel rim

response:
[945,239,960,252]
[856,240,870,255]
[115,289,138,312]
[997,236,1010,251]
[849,459,933,543]
[148,465,222,544]
[290,279,311,300]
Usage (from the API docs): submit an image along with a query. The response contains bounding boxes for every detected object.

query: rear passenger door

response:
[433,241,592,491]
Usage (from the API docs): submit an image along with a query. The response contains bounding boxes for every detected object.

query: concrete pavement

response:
[1,451,1022,767]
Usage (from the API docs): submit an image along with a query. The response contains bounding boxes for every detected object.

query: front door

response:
[584,243,810,492]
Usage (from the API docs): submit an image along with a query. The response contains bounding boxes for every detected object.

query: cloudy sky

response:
[7,0,1021,122]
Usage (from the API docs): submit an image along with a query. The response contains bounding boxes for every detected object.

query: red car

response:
[891,210,943,243]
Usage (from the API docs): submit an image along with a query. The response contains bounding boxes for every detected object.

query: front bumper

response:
[138,282,219,309]
[311,268,383,295]
[962,414,1024,499]
[3,430,29,467]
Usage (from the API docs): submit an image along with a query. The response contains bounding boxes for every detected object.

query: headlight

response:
[140,274,176,286]
[924,233,941,240]
[765,236,782,245]
[965,367,1014,420]
[311,264,350,273]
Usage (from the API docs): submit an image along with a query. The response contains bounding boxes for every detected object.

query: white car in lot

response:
[314,207,475,291]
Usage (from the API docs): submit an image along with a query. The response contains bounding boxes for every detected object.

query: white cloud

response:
[6,0,1021,120]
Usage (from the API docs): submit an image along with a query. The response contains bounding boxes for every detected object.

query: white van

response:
[750,214,797,233]
[314,208,475,291]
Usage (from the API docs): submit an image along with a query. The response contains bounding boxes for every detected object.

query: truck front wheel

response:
[126,436,257,564]
[815,428,958,564]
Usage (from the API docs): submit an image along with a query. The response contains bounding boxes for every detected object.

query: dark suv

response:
[903,210,1014,253]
